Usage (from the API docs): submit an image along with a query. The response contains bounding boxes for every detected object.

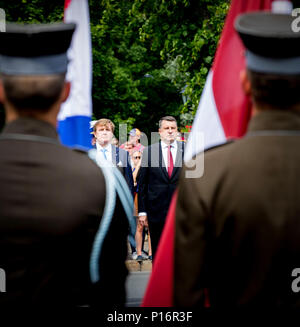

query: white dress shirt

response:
[96,143,113,164]
[138,140,177,217]
[160,140,177,171]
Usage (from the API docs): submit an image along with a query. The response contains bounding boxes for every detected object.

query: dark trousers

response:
[148,219,166,262]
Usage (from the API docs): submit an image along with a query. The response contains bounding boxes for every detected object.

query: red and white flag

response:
[142,0,292,307]
[184,0,276,161]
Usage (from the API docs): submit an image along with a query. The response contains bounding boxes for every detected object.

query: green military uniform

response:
[0,118,128,306]
[174,13,300,307]
[0,23,128,307]
[175,110,300,306]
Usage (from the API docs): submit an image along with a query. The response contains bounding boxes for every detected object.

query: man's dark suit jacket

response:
[138,141,184,223]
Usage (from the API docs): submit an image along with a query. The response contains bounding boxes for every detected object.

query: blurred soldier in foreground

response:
[0,23,128,307]
[175,12,300,307]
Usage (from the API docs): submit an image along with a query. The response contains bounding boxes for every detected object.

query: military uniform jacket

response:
[0,118,128,307]
[175,110,300,307]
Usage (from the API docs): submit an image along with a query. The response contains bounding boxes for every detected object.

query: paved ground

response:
[126,258,152,272]
[126,235,152,272]
[125,271,151,307]
[125,236,152,306]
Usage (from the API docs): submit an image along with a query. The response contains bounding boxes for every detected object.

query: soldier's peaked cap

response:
[235,12,300,74]
[0,22,76,75]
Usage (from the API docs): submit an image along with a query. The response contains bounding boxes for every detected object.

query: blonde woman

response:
[132,151,152,261]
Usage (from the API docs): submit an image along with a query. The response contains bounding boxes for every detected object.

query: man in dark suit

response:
[138,116,184,261]
[92,118,134,195]
[0,23,129,307]
[174,12,300,307]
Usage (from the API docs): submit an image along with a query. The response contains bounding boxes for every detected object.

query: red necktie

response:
[167,145,174,178]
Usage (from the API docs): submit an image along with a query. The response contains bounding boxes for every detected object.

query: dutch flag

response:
[57,0,93,149]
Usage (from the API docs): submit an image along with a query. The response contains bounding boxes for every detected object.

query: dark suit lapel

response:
[170,141,184,180]
[158,141,169,181]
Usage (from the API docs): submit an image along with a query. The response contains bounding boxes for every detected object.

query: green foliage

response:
[90,0,229,137]
[0,0,63,23]
[0,0,228,137]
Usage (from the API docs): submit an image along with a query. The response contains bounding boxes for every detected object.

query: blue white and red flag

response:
[57,0,93,149]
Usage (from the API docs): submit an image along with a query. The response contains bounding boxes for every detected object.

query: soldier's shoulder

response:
[204,139,235,154]
[71,146,90,155]
[67,146,92,162]
[70,149,106,189]
[66,147,103,174]
[189,139,235,162]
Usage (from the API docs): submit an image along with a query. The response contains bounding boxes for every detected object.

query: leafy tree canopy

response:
[0,0,231,138]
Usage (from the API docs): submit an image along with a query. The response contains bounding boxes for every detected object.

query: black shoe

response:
[148,255,152,261]
[136,255,144,262]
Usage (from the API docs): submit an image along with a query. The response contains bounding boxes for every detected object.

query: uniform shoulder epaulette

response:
[204,139,235,153]
[71,146,89,154]
[188,139,235,162]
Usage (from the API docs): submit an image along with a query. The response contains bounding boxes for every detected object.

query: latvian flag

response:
[142,0,293,307]
[57,0,93,149]
[185,0,293,161]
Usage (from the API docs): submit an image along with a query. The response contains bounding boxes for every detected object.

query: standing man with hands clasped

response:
[138,116,184,261]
